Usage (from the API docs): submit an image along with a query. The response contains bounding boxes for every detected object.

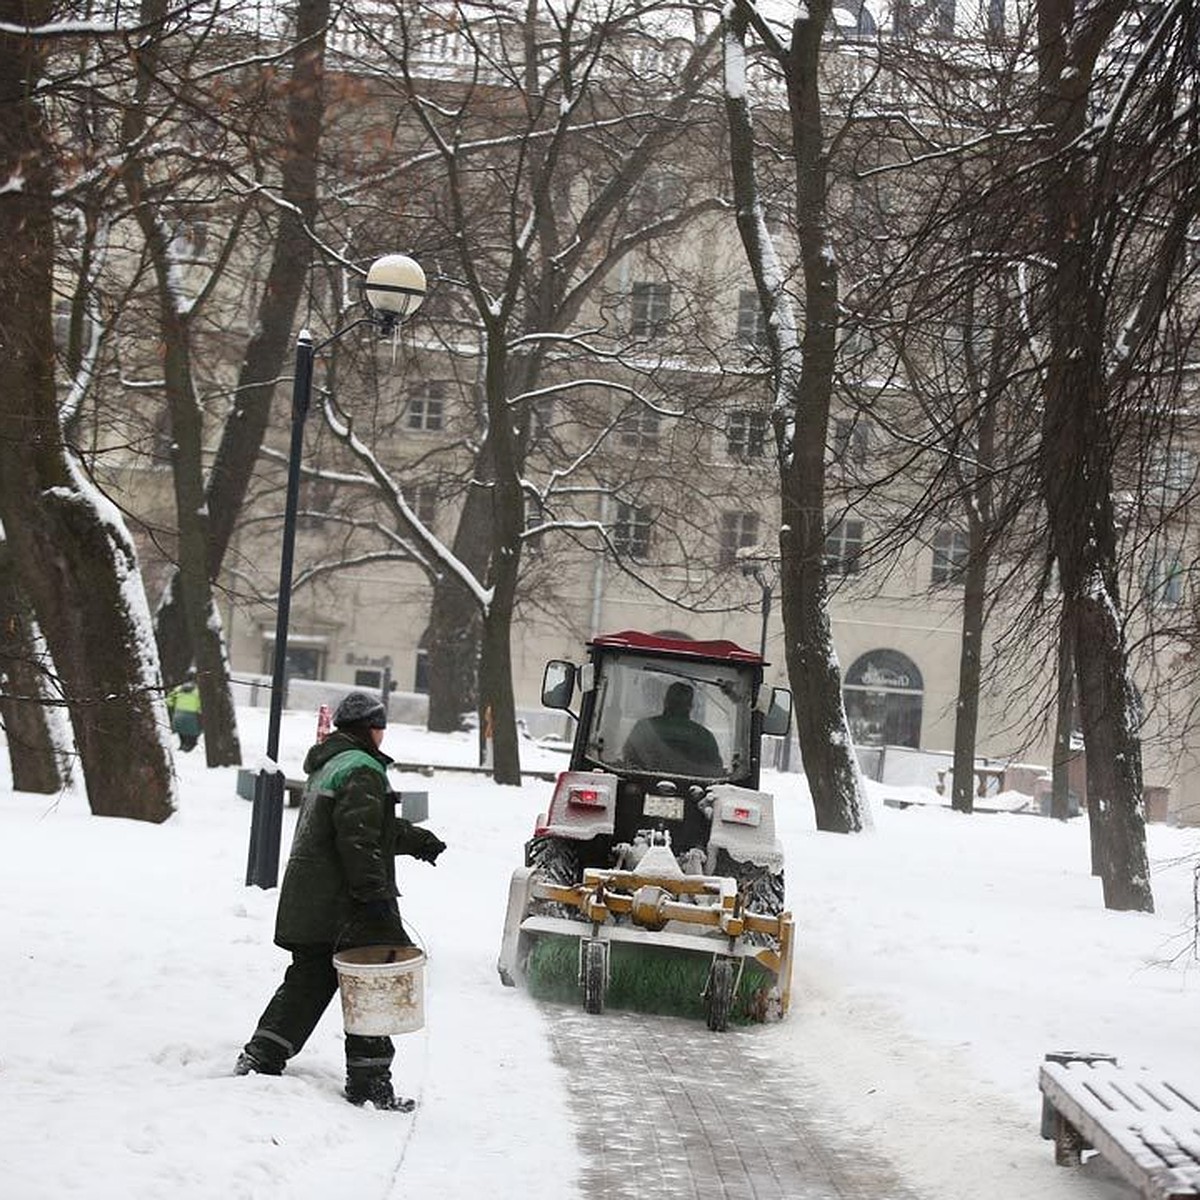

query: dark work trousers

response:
[244,944,395,1081]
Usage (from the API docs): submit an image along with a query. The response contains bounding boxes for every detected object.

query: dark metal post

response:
[246,333,314,888]
[758,576,771,660]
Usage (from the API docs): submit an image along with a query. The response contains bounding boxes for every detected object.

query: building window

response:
[620,408,661,450]
[824,517,864,576]
[524,494,546,556]
[720,511,760,567]
[404,483,437,527]
[631,282,671,338]
[406,385,445,432]
[834,0,878,36]
[986,0,1005,36]
[630,170,684,224]
[894,0,955,36]
[931,525,969,585]
[1145,549,1185,608]
[727,410,769,459]
[832,417,868,467]
[613,501,652,559]
[298,478,337,530]
[528,396,554,444]
[1149,446,1198,504]
[53,297,94,355]
[151,407,173,468]
[736,289,767,348]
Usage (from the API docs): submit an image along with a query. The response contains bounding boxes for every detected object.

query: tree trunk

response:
[1035,0,1152,912]
[766,3,868,833]
[950,540,988,814]
[0,543,65,794]
[121,0,245,768]
[1073,585,1149,908]
[426,482,491,731]
[1050,620,1075,822]
[0,8,174,821]
[476,331,524,785]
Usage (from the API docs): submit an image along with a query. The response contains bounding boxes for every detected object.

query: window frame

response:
[727,409,769,459]
[719,510,761,568]
[613,500,653,560]
[736,289,768,349]
[406,387,445,432]
[824,517,865,576]
[630,281,672,339]
[931,525,970,585]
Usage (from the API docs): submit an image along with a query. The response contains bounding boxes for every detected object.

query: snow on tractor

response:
[497,630,795,1031]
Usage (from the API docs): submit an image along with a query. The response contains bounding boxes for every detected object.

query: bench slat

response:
[1041,1062,1200,1200]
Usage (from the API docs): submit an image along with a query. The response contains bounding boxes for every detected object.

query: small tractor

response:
[497,630,795,1031]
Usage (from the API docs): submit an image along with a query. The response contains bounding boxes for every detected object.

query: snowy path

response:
[545,1006,926,1200]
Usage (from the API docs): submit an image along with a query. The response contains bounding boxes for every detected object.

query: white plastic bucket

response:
[332,945,425,1035]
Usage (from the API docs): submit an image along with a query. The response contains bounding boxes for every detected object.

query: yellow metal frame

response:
[530,865,795,1016]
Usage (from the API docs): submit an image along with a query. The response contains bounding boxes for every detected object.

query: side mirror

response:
[762,687,792,737]
[542,660,577,710]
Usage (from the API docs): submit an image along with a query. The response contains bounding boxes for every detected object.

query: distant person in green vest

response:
[166,669,202,752]
[234,690,447,1112]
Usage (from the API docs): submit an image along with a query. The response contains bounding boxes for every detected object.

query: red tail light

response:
[569,787,605,807]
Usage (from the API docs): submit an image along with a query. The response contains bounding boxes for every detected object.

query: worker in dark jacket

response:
[234,691,446,1111]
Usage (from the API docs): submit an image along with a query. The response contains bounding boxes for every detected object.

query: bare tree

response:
[1021,0,1200,911]
[722,0,869,832]
[0,540,67,794]
[152,0,331,703]
[0,3,174,822]
[315,0,730,782]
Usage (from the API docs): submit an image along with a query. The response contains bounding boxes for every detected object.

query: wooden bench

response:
[235,769,428,819]
[1039,1052,1200,1199]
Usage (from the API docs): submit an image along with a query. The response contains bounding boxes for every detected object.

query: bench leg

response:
[1053,1112,1085,1167]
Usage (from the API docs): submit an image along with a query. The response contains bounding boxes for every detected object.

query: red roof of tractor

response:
[588,629,762,664]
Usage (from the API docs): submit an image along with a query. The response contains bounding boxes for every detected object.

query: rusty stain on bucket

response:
[333,945,425,1036]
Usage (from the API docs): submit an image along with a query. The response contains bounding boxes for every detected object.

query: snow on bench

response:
[1039,1052,1200,1200]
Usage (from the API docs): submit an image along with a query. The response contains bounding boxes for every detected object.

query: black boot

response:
[344,1074,415,1112]
[234,1048,284,1077]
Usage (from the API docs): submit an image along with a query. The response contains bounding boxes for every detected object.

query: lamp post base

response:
[246,769,286,888]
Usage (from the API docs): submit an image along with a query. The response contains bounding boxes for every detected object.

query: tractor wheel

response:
[581,939,607,1015]
[528,837,582,918]
[704,958,735,1032]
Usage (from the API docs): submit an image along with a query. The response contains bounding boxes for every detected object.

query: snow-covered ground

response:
[3,703,1198,1199]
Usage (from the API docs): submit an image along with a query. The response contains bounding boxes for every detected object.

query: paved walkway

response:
[546,1007,924,1200]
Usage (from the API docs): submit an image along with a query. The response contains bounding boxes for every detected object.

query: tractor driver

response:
[623,680,723,776]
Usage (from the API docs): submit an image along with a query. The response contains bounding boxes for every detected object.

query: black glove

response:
[413,829,447,864]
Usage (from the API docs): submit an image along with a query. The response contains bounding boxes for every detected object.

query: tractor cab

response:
[543,629,790,804]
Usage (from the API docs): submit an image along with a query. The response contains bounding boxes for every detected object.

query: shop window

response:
[843,649,923,748]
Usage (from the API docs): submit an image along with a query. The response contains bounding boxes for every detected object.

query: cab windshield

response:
[583,652,754,782]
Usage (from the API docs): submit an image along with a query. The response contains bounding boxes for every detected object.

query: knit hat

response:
[333,691,387,729]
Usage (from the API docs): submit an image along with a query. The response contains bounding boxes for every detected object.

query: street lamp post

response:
[245,254,427,889]
[743,562,772,660]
